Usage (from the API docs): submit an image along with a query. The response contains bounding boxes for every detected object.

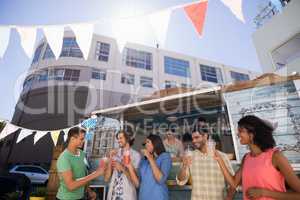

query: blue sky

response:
[0,0,278,121]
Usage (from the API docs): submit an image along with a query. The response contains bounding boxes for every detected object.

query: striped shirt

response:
[177,150,234,200]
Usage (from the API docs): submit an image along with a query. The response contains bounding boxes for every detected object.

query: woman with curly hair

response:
[215,115,300,200]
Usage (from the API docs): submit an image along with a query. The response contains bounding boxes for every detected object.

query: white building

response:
[252,0,300,75]
[12,31,259,130]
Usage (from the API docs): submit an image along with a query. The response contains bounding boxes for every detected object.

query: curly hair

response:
[238,115,276,151]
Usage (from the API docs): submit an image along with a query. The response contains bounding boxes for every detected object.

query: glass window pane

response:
[164,56,190,77]
[124,48,152,70]
[60,38,83,58]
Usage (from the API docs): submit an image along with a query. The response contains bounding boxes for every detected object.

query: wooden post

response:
[46,145,64,200]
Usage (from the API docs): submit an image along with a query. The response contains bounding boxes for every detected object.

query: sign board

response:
[224,80,300,164]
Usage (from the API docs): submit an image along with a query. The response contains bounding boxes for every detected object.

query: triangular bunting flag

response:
[0,27,10,58]
[63,127,71,142]
[16,129,34,143]
[43,26,64,59]
[184,0,208,36]
[34,131,49,145]
[148,9,172,47]
[111,17,144,52]
[0,123,19,140]
[220,0,245,22]
[16,27,37,58]
[69,23,94,59]
[51,130,61,146]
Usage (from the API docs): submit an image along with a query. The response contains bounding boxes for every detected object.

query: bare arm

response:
[247,151,300,200]
[224,170,242,200]
[104,150,117,182]
[60,168,104,191]
[215,152,240,189]
[126,163,140,187]
[247,188,300,200]
[177,156,190,182]
[104,160,113,182]
[273,151,300,193]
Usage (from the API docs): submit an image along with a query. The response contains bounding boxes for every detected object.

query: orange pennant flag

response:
[184,0,208,36]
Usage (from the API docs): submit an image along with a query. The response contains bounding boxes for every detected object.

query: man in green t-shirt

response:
[56,127,105,200]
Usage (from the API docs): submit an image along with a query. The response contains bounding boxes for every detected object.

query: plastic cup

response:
[123,149,131,165]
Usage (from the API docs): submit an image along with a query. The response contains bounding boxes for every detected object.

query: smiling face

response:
[237,127,253,145]
[70,131,85,149]
[191,131,207,150]
[117,132,127,148]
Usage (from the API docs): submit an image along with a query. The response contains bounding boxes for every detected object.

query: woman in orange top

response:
[216,115,300,200]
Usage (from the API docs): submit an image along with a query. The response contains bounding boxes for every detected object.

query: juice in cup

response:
[99,156,108,168]
[123,149,131,165]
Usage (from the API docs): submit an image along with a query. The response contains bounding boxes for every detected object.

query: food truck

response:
[85,74,300,200]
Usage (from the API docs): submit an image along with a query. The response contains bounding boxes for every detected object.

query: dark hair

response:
[182,132,192,142]
[198,117,207,123]
[238,115,275,151]
[147,134,166,156]
[191,125,210,139]
[116,126,135,146]
[67,127,86,144]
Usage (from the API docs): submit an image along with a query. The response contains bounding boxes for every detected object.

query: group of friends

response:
[55,115,300,200]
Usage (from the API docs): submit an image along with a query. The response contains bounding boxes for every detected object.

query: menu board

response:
[223,80,300,164]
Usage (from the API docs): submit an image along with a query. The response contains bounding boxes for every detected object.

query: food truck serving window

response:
[224,80,300,167]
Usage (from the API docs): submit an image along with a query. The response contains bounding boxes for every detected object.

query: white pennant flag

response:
[0,27,10,58]
[43,26,64,59]
[70,23,94,59]
[16,129,34,143]
[111,17,146,53]
[63,127,71,142]
[220,0,245,22]
[0,123,19,140]
[34,131,49,145]
[148,9,172,47]
[51,130,61,146]
[16,27,37,58]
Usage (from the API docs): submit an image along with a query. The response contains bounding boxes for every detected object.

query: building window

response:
[165,80,177,89]
[32,43,44,64]
[121,73,135,85]
[37,70,48,81]
[124,48,152,70]
[92,69,106,80]
[181,83,192,88]
[43,44,55,60]
[140,76,153,88]
[95,42,110,62]
[49,69,64,80]
[64,69,80,81]
[200,65,223,83]
[60,38,83,58]
[230,71,250,82]
[164,56,190,77]
[48,68,80,81]
[23,76,35,89]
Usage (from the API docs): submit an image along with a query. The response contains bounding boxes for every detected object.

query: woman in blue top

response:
[125,134,172,200]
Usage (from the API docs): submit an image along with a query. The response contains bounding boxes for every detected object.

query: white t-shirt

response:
[107,148,141,200]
